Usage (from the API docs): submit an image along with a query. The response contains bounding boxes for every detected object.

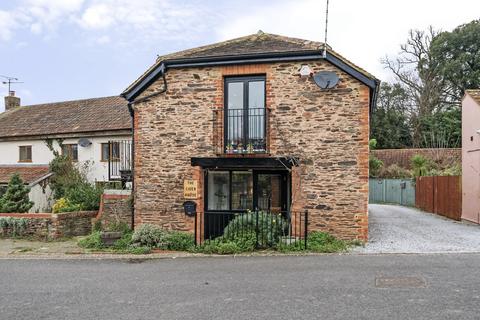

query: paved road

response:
[1,254,480,320]
[355,204,480,254]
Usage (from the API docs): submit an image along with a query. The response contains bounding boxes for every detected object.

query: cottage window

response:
[225,76,266,153]
[18,146,32,162]
[101,142,120,162]
[61,144,78,161]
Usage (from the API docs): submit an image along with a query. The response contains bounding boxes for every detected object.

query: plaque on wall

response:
[184,180,198,199]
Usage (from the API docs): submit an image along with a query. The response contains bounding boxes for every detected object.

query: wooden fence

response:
[415,176,462,220]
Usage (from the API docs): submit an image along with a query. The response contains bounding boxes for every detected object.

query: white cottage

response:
[0,92,132,211]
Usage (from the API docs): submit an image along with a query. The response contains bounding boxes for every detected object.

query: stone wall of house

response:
[133,60,369,240]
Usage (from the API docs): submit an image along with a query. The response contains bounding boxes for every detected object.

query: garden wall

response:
[0,213,52,238]
[0,211,97,239]
[52,211,99,238]
[372,148,461,169]
[94,190,132,229]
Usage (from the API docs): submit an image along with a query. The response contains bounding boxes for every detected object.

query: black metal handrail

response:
[108,140,132,183]
[197,210,308,249]
[225,107,267,154]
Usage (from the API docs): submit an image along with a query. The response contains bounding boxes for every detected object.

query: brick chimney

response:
[4,91,20,111]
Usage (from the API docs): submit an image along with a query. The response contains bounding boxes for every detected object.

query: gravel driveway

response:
[355,204,480,254]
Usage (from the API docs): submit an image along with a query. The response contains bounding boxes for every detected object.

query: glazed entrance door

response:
[254,171,288,213]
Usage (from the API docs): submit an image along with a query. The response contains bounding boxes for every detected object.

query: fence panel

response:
[369,179,415,206]
[415,176,461,220]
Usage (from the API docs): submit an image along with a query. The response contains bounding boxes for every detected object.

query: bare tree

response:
[382,27,450,147]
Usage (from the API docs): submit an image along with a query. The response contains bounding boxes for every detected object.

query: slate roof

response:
[123,31,377,97]
[0,165,51,185]
[466,90,480,105]
[0,96,130,139]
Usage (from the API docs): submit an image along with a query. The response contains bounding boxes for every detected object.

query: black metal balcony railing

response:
[225,107,267,154]
[108,140,132,183]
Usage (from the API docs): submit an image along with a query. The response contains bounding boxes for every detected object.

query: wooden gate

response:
[415,176,462,220]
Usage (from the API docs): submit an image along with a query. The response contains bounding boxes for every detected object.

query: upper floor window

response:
[61,144,78,161]
[18,145,32,162]
[225,76,266,154]
[101,142,120,162]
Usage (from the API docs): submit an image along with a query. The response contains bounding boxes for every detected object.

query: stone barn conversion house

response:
[122,32,379,241]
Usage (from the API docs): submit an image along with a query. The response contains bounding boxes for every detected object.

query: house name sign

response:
[184,180,198,199]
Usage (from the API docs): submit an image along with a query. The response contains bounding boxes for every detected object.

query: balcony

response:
[107,140,132,183]
[214,107,269,155]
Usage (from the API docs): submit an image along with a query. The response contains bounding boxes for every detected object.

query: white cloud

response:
[0,9,29,41]
[0,10,16,41]
[30,23,42,34]
[216,0,480,81]
[0,0,215,47]
[77,0,214,46]
[0,0,84,40]
[79,4,114,29]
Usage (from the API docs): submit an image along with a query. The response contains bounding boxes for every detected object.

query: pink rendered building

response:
[462,90,480,223]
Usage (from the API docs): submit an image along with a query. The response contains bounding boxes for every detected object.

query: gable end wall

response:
[133,60,369,240]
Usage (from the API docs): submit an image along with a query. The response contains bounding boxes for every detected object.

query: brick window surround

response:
[213,64,272,156]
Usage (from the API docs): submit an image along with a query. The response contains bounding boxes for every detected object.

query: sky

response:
[1,0,479,110]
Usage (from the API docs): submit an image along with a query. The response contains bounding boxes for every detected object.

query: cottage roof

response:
[0,165,51,185]
[465,90,480,105]
[0,96,131,140]
[122,32,379,104]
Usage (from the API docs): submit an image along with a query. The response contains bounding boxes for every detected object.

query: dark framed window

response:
[61,144,78,161]
[205,170,287,213]
[207,170,253,211]
[18,145,32,162]
[224,76,266,153]
[101,142,120,162]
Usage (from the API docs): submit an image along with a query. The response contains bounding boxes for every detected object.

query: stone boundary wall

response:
[94,190,132,229]
[52,211,98,238]
[372,148,461,169]
[0,211,97,239]
[0,213,52,239]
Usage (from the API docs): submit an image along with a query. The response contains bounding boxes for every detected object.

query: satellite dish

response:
[313,71,339,89]
[78,138,92,147]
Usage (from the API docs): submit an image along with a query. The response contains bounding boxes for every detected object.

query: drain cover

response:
[375,276,426,288]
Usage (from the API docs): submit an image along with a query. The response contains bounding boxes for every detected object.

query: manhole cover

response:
[375,276,426,288]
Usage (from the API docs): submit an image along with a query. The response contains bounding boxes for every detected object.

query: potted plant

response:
[237,142,244,154]
[226,142,234,154]
[100,231,123,246]
[247,143,254,154]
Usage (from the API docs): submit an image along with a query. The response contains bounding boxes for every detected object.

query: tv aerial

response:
[1,75,23,92]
